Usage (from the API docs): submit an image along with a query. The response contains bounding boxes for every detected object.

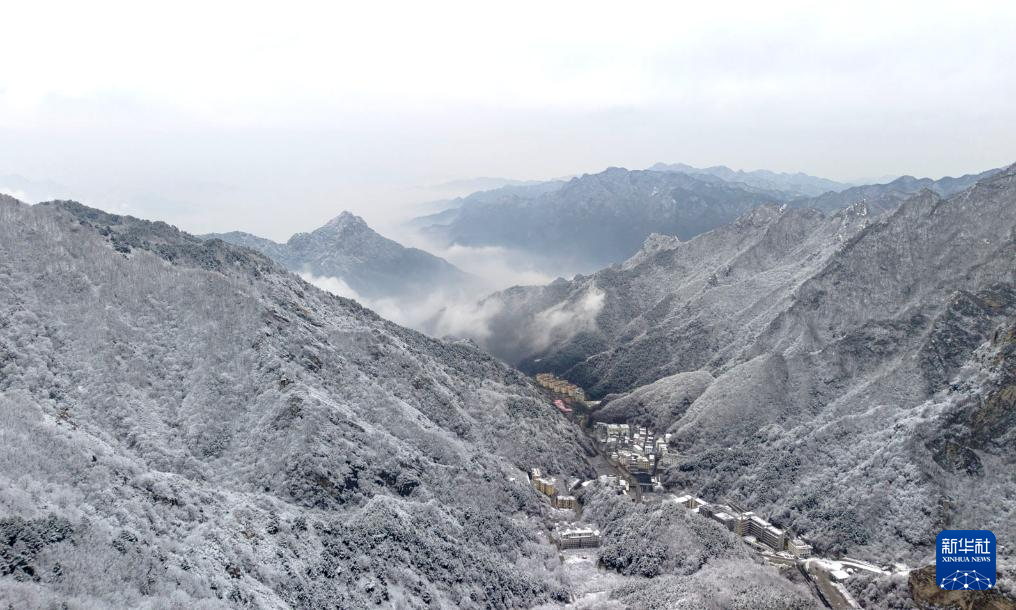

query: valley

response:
[528,375,903,609]
[2,168,1015,608]
[6,5,1016,608]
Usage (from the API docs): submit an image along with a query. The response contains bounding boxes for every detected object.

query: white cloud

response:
[298,272,364,302]
[434,244,556,288]
[299,270,502,339]
[527,286,606,353]
[426,297,505,343]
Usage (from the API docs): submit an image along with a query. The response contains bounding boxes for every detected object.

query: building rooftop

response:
[558,527,600,537]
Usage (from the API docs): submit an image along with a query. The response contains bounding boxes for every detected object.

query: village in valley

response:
[529,372,890,610]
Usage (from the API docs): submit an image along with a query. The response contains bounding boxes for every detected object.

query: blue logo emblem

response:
[936,530,996,590]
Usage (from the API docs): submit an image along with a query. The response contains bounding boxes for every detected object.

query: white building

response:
[554,526,601,550]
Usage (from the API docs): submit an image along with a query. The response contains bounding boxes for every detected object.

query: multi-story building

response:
[535,373,586,401]
[593,422,631,444]
[531,469,561,498]
[787,538,812,558]
[733,513,749,536]
[672,494,709,510]
[760,524,786,552]
[554,526,601,550]
[700,503,745,535]
[673,493,797,554]
[712,510,740,532]
[553,495,576,510]
[743,513,785,551]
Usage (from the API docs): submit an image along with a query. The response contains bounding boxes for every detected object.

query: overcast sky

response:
[1,0,1014,240]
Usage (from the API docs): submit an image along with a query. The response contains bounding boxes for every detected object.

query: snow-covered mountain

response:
[414,167,788,274]
[452,165,1016,561]
[648,162,849,197]
[411,165,1004,280]
[0,196,824,608]
[206,211,475,301]
[794,168,1002,215]
[0,197,595,608]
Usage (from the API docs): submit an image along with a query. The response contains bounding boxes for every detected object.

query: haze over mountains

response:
[0,196,588,608]
[8,2,1016,606]
[2,161,1015,609]
[443,164,1016,564]
[206,211,474,301]
[415,167,787,274]
[798,168,1002,215]
[0,194,828,608]
[411,163,1002,277]
[648,162,850,197]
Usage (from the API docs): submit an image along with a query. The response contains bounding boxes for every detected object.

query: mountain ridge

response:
[649,162,849,196]
[415,167,790,274]
[444,164,1016,560]
[205,211,475,301]
[0,195,834,608]
[0,196,596,608]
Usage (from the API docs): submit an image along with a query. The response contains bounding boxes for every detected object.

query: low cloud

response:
[300,264,603,364]
[299,270,503,340]
[439,243,557,287]
[427,297,504,342]
[299,272,364,302]
[526,285,605,353]
[386,224,561,290]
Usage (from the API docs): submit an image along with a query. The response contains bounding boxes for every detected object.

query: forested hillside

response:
[458,166,1016,562]
[0,196,591,608]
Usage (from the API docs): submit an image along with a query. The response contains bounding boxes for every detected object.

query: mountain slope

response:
[456,165,1016,561]
[414,167,789,274]
[0,196,825,608]
[468,201,873,393]
[0,197,594,608]
[207,211,474,301]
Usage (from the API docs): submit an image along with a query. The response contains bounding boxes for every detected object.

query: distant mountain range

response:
[414,168,787,274]
[411,164,1002,275]
[3,160,1015,607]
[205,211,475,301]
[442,164,1016,560]
[796,169,1001,214]
[407,179,568,229]
[648,162,850,197]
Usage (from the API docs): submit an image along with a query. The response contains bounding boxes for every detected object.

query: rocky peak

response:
[324,210,369,232]
[210,211,472,303]
[622,233,682,269]
[289,211,381,249]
